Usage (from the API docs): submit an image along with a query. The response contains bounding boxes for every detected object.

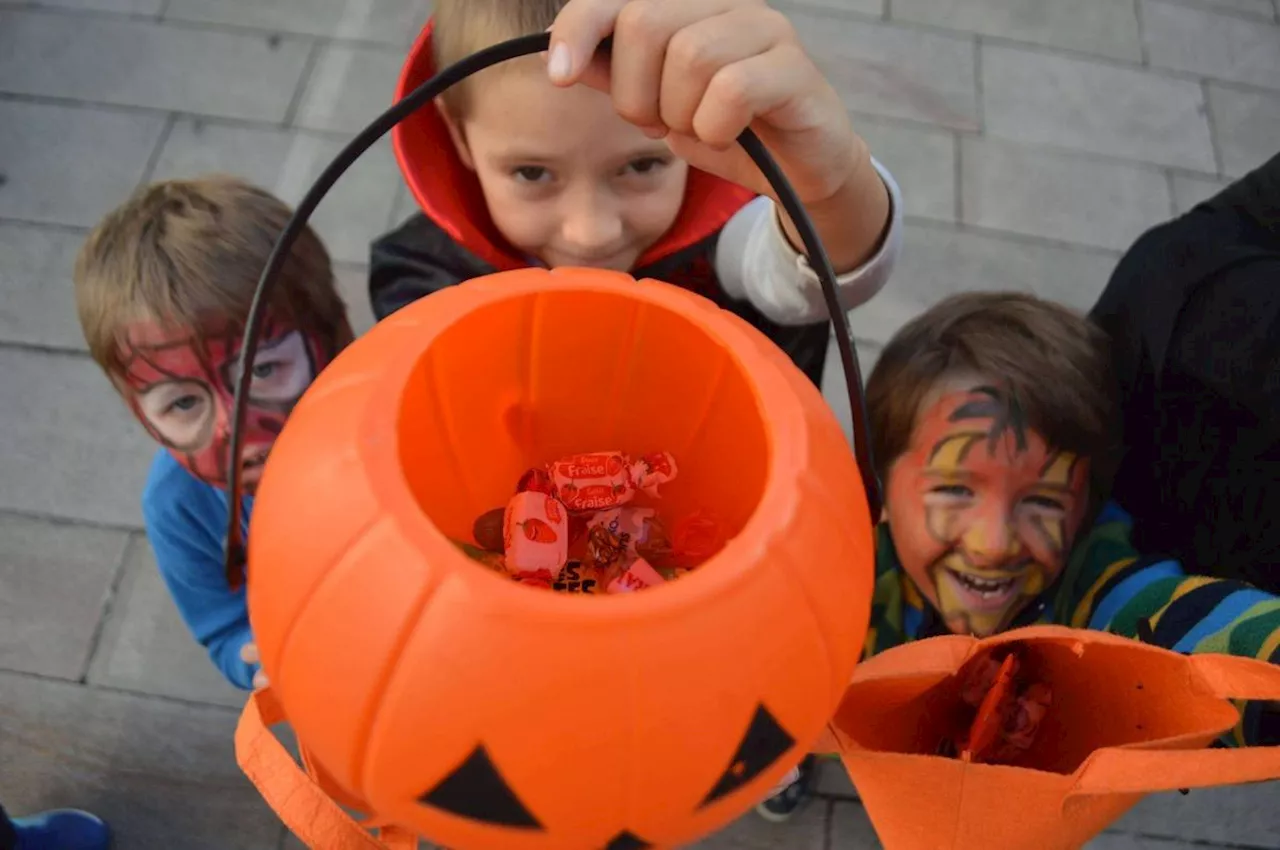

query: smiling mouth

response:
[946,568,1018,599]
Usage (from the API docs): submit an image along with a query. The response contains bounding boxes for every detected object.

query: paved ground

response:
[0,0,1278,847]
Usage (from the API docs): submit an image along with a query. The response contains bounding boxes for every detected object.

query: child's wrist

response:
[778,138,891,274]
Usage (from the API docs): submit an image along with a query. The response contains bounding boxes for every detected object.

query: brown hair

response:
[865,291,1119,502]
[74,175,351,382]
[432,0,568,117]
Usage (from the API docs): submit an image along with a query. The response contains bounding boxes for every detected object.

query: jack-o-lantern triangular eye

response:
[603,830,652,850]
[418,745,543,830]
[699,703,796,808]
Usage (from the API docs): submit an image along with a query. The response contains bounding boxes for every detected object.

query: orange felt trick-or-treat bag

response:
[824,625,1280,850]
[237,688,417,849]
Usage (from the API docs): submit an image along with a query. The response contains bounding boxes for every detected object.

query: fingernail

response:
[548,43,572,82]
[642,125,668,140]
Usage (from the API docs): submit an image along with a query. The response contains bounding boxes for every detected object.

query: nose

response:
[559,186,624,258]
[211,392,231,441]
[962,508,1023,569]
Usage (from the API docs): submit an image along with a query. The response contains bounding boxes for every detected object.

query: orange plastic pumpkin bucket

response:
[246,267,876,848]
[824,625,1280,850]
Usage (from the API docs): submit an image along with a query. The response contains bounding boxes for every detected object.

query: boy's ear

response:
[437,102,475,171]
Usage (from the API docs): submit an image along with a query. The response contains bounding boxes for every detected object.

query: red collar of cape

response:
[392,19,757,273]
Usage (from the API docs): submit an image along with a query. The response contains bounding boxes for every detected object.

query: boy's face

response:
[118,316,332,492]
[448,63,689,271]
[884,381,1091,637]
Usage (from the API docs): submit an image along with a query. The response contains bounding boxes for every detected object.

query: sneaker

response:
[755,755,816,823]
[11,809,110,850]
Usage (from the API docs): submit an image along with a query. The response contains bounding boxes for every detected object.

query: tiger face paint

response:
[885,384,1091,636]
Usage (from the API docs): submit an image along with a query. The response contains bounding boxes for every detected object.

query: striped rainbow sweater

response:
[865,501,1280,746]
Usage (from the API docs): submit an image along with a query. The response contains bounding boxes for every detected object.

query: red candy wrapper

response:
[550,452,635,512]
[606,557,666,594]
[951,649,1053,765]
[670,510,726,568]
[549,450,678,513]
[517,467,555,495]
[630,452,677,497]
[503,491,569,577]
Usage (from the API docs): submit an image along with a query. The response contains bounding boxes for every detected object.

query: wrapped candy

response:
[503,491,569,577]
[606,557,666,594]
[630,452,677,497]
[669,510,726,568]
[550,451,678,513]
[550,451,635,512]
[952,649,1053,765]
[585,507,666,570]
[472,507,506,553]
[516,467,555,495]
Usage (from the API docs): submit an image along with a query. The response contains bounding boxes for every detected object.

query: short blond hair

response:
[432,0,568,117]
[74,175,350,382]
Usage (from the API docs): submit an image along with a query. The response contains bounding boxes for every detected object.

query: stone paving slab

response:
[980,44,1217,171]
[0,347,155,528]
[1141,0,1280,91]
[1179,0,1278,17]
[960,136,1173,251]
[788,9,981,131]
[149,118,405,267]
[1170,171,1232,214]
[892,0,1143,62]
[0,9,313,121]
[855,115,958,223]
[0,222,89,351]
[0,99,166,228]
[845,220,1121,348]
[26,0,166,14]
[0,513,128,680]
[162,0,430,47]
[86,534,249,708]
[294,42,407,135]
[1206,84,1280,178]
[0,669,284,849]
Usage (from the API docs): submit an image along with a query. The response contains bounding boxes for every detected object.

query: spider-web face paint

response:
[885,384,1090,637]
[119,315,332,490]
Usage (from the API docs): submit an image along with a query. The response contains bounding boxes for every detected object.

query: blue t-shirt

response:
[141,449,259,690]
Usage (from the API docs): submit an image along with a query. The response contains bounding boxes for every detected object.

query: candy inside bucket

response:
[397,283,771,577]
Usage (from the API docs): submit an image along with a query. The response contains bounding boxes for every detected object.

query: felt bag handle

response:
[1069,653,1280,797]
[236,688,419,850]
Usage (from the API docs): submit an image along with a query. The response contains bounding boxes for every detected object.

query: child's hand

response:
[548,0,889,272]
[240,641,269,690]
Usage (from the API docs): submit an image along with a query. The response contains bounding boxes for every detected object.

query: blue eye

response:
[252,362,277,380]
[167,395,201,414]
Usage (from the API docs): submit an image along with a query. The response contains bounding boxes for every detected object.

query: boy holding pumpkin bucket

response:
[764,291,1280,818]
[371,0,904,390]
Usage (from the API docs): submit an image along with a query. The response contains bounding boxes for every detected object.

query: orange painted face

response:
[885,384,1091,636]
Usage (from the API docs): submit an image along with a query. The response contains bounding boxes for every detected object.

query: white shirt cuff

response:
[717,157,904,326]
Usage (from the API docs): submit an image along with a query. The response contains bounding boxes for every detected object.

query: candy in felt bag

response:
[824,625,1280,850]
[503,491,569,577]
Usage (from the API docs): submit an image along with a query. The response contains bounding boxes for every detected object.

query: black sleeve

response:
[1089,151,1280,590]
[368,213,496,321]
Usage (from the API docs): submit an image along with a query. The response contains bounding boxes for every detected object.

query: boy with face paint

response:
[74,176,353,690]
[762,291,1280,820]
